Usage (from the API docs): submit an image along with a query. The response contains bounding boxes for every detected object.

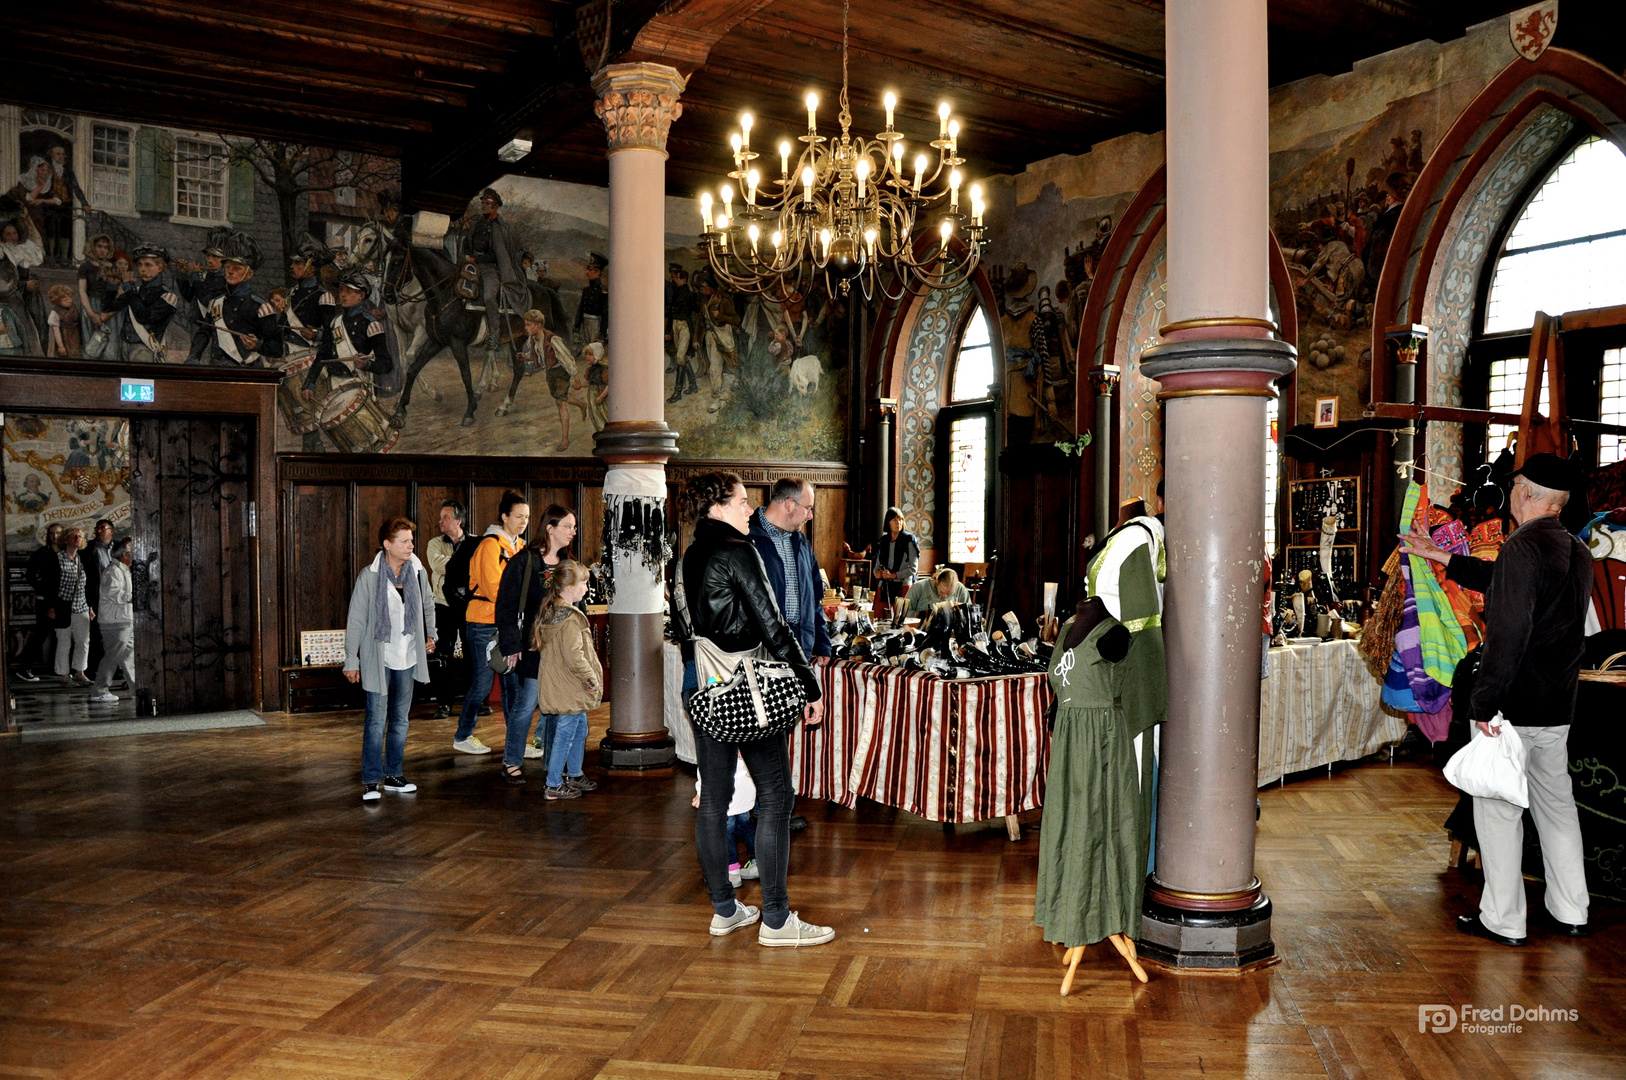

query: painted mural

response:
[0,106,850,464]
[980,17,1525,442]
[3,414,130,556]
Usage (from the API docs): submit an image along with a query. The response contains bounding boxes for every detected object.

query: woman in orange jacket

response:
[453,489,530,754]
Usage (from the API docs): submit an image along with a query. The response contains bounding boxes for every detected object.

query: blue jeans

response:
[546,711,588,787]
[727,812,756,864]
[456,622,502,740]
[362,665,415,783]
[502,674,538,768]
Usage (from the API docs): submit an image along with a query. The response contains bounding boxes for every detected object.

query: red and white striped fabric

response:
[790,658,1053,823]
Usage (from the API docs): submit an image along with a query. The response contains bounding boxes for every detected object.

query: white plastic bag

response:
[1443,713,1528,808]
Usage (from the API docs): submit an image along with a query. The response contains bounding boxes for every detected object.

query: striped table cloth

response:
[791,658,1053,823]
[1257,638,1405,786]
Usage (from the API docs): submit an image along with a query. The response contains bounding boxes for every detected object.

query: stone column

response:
[1086,365,1120,541]
[875,399,897,532]
[591,62,686,772]
[1136,0,1296,971]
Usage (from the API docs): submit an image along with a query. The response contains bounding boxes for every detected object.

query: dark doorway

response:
[128,417,256,714]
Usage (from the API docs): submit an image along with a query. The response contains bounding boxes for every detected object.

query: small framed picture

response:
[1314,397,1339,429]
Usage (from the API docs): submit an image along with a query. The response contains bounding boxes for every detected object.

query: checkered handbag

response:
[687,649,808,744]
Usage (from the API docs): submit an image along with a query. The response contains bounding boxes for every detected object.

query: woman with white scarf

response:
[345,517,438,803]
[0,213,46,354]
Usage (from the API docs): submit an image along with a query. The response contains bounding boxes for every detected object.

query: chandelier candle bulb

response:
[772,228,783,249]
[730,132,742,160]
[820,228,831,258]
[779,140,791,177]
[855,158,869,200]
[699,191,712,230]
[802,166,815,202]
[892,141,904,174]
[740,112,753,149]
[865,226,877,258]
[938,102,950,137]
[948,119,959,155]
[949,169,961,210]
[913,154,926,193]
[747,222,760,253]
[747,169,760,205]
[884,91,897,131]
[806,92,819,132]
[940,217,953,249]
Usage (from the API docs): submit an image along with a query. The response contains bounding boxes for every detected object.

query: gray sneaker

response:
[709,901,761,937]
[757,911,834,948]
[544,784,581,801]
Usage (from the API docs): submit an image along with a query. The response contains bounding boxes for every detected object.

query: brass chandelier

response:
[694,0,987,301]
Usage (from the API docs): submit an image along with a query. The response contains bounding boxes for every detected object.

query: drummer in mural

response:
[302,269,394,400]
[207,232,283,367]
[276,237,337,450]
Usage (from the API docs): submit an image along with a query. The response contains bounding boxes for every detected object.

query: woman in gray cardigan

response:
[346,517,437,803]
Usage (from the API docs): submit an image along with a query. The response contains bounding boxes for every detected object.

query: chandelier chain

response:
[838,0,851,132]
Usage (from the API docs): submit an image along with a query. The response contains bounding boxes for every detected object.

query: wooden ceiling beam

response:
[86,0,513,74]
[324,0,557,37]
[3,26,470,108]
[3,63,429,136]
[731,22,1133,120]
[891,0,1163,79]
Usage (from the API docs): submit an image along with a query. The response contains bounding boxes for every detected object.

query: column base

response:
[1138,894,1275,972]
[598,733,676,773]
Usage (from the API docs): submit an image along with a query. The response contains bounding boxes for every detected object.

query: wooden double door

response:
[127,417,256,715]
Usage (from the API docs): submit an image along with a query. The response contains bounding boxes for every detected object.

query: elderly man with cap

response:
[575,251,608,347]
[1401,452,1595,944]
[102,242,180,363]
[303,269,394,398]
[207,232,282,367]
[463,187,527,374]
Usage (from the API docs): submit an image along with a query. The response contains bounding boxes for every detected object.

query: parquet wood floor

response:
[0,707,1620,1079]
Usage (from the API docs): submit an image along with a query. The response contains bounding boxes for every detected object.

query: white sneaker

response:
[757,911,834,948]
[523,745,545,759]
[362,784,381,802]
[453,736,492,755]
[738,859,759,881]
[709,901,760,937]
[89,691,118,703]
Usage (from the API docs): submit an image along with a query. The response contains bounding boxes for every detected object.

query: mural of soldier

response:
[575,250,608,347]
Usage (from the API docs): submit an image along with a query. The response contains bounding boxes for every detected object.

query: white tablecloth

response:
[1257,638,1405,786]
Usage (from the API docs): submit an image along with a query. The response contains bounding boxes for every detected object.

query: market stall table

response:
[790,657,1052,837]
[1257,637,1405,786]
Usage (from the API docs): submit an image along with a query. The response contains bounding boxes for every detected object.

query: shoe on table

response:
[1456,913,1525,946]
[738,859,759,881]
[433,704,451,719]
[565,774,598,792]
[89,691,118,704]
[545,784,581,801]
[710,901,761,937]
[382,776,416,793]
[478,704,494,716]
[453,736,492,755]
[523,745,545,759]
[362,784,381,803]
[758,911,835,948]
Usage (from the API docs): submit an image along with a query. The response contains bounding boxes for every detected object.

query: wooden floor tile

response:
[781,1006,973,1077]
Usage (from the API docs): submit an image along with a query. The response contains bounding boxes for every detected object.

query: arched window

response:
[1483,136,1626,334]
[940,305,996,563]
[1466,135,1626,467]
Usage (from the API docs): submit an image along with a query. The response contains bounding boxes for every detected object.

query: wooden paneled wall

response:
[278,456,851,675]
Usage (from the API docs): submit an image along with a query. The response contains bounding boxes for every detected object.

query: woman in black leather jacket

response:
[677,471,833,947]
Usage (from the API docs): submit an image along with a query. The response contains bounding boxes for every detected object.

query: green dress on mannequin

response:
[1034,612,1158,947]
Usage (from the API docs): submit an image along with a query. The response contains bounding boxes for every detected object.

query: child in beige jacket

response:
[531,560,602,799]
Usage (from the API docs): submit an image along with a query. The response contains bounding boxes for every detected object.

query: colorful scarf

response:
[1401,480,1467,695]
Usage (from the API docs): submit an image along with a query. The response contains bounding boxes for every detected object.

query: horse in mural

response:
[378,243,497,429]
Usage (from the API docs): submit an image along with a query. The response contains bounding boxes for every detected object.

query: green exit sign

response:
[119,378,155,404]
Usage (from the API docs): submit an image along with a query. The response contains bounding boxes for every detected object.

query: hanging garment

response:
[1400,480,1467,703]
[1034,614,1156,947]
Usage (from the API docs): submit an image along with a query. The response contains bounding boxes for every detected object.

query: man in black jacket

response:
[16,523,63,682]
[1402,453,1593,944]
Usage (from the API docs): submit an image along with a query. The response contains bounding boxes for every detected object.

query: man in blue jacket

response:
[749,477,831,661]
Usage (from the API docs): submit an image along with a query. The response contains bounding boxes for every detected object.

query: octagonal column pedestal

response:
[591,62,686,772]
[1138,336,1295,970]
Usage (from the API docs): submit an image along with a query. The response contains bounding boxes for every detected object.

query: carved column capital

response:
[1087,365,1122,396]
[591,62,687,154]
